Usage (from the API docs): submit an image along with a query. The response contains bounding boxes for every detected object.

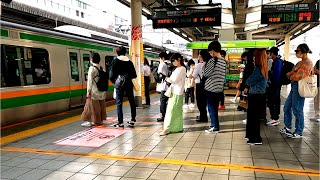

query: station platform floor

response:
[1,87,319,180]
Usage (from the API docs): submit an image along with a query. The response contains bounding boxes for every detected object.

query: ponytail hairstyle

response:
[297,43,312,54]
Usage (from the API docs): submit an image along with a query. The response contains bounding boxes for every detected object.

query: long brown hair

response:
[254,49,268,79]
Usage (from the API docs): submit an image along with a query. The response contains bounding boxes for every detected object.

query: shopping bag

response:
[298,75,318,98]
[164,85,173,98]
[81,98,94,121]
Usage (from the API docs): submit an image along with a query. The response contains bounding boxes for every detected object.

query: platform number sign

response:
[261,2,320,24]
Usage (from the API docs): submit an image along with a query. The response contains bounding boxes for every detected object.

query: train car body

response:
[0,22,159,126]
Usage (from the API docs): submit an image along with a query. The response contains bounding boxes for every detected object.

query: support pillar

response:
[284,34,290,61]
[246,32,252,40]
[192,49,198,59]
[130,0,143,107]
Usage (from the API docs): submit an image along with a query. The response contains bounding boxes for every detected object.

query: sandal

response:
[160,130,170,136]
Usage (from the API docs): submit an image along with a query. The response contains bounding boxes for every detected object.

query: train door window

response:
[69,52,79,81]
[83,53,90,81]
[1,44,50,87]
[105,55,114,72]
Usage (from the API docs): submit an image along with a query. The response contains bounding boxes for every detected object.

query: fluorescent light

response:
[182,33,187,37]
[290,35,293,39]
[294,31,301,36]
[173,28,180,33]
[302,25,310,31]
[142,8,151,15]
[188,37,193,41]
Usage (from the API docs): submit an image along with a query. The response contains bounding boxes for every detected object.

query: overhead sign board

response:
[261,2,319,24]
[152,4,222,28]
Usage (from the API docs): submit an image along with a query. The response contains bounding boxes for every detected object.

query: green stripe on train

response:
[1,86,114,110]
[1,29,9,37]
[19,33,114,52]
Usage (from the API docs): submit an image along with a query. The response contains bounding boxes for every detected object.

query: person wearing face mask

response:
[193,50,210,122]
[160,53,186,136]
[156,52,169,122]
[204,41,227,133]
[81,52,107,127]
[280,44,313,138]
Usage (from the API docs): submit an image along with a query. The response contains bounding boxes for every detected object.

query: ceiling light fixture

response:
[294,31,301,36]
[173,28,180,33]
[182,33,187,37]
[302,24,310,31]
[142,8,151,15]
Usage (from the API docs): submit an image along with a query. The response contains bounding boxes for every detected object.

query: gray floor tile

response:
[230,157,253,166]
[1,157,32,166]
[68,173,97,180]
[282,174,310,180]
[228,175,256,180]
[210,149,231,157]
[101,165,132,176]
[300,162,320,170]
[74,157,98,163]
[58,162,90,172]
[174,171,202,180]
[1,165,12,172]
[157,163,181,171]
[201,173,228,180]
[94,175,121,180]
[180,166,204,173]
[277,160,304,169]
[94,159,117,165]
[38,160,70,170]
[253,159,278,167]
[16,169,52,180]
[37,154,60,160]
[252,152,275,159]
[42,171,75,180]
[55,155,78,162]
[1,167,32,179]
[17,158,50,168]
[204,168,229,175]
[229,170,255,177]
[231,150,252,158]
[135,162,159,168]
[148,169,178,180]
[114,160,138,167]
[190,148,211,155]
[207,156,230,164]
[124,167,155,179]
[255,171,283,179]
[80,163,110,174]
[274,152,298,161]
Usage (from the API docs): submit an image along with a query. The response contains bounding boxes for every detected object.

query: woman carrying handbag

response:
[280,44,313,138]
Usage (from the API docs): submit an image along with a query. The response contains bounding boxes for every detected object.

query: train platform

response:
[1,88,319,180]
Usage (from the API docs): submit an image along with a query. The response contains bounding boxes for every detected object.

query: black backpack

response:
[153,66,162,83]
[280,60,294,85]
[94,66,109,91]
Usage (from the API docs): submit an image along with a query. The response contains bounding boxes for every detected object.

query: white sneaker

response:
[205,127,219,133]
[81,121,93,127]
[242,119,247,125]
[266,120,280,126]
[183,104,189,109]
[230,98,237,103]
[188,103,196,108]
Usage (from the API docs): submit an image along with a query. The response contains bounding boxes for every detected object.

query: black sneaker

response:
[112,123,124,128]
[279,127,291,136]
[288,133,302,139]
[157,118,164,122]
[127,121,135,127]
[247,140,262,145]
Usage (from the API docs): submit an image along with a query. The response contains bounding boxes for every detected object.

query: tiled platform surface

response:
[1,86,319,180]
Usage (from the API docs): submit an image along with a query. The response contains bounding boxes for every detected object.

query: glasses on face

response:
[295,50,301,53]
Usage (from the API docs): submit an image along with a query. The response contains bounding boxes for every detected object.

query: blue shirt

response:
[270,57,283,87]
[246,67,267,94]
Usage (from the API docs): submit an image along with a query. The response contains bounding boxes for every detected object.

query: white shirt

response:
[268,59,273,71]
[166,66,186,95]
[156,61,168,92]
[193,62,204,84]
[143,65,151,76]
[240,71,244,79]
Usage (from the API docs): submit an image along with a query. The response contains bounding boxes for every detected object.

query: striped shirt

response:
[203,56,226,93]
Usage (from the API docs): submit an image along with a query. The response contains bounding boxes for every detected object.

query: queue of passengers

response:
[80,43,319,145]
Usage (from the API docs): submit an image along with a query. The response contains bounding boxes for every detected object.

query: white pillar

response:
[131,0,143,107]
[246,32,252,40]
[284,34,290,61]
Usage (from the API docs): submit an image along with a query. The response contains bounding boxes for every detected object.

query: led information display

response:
[261,2,319,24]
[152,6,221,28]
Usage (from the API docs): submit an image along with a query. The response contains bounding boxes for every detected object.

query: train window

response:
[83,53,90,81]
[105,55,114,72]
[69,52,79,81]
[1,45,51,87]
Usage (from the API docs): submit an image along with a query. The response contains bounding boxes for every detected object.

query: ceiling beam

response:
[253,34,285,39]
[249,24,284,34]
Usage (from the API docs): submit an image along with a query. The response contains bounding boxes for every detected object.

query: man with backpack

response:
[155,52,169,122]
[266,47,283,126]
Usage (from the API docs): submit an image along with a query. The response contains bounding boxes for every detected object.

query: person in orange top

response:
[280,44,313,138]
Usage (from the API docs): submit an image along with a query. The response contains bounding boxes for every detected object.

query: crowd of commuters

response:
[80,42,318,144]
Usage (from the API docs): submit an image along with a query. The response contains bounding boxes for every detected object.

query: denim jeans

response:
[206,91,220,129]
[116,82,136,124]
[283,81,305,135]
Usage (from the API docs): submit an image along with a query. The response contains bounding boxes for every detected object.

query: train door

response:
[80,50,91,104]
[68,49,84,107]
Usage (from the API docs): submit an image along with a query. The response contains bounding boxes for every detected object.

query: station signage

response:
[261,2,320,24]
[151,5,222,28]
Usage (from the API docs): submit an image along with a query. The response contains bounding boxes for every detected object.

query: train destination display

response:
[261,2,319,24]
[152,6,221,28]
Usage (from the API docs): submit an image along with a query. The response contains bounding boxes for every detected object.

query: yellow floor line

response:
[1,147,319,177]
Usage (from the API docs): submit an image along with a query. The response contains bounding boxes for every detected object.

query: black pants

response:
[196,83,208,121]
[185,87,195,104]
[267,86,281,120]
[160,91,169,118]
[144,76,150,105]
[116,82,136,124]
[219,91,225,106]
[246,94,266,142]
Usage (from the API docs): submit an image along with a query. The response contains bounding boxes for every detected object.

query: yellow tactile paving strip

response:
[1,147,319,177]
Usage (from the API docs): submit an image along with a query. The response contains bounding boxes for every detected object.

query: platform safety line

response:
[1,147,320,177]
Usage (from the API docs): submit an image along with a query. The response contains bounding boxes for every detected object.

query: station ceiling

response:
[118,0,319,45]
